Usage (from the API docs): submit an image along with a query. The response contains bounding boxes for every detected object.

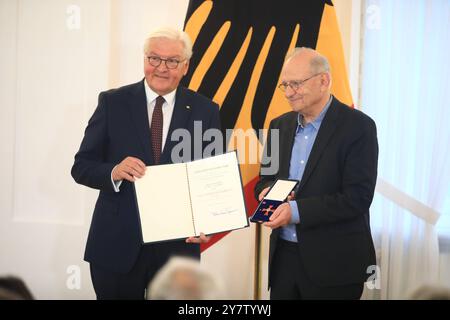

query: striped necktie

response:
[150,96,165,164]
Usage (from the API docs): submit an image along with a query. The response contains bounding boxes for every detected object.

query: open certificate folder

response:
[134,152,249,243]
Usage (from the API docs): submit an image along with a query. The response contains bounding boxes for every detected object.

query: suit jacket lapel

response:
[129,80,153,164]
[299,98,340,189]
[160,87,192,163]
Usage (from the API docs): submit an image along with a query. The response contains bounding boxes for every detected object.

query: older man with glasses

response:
[255,47,378,299]
[71,27,221,300]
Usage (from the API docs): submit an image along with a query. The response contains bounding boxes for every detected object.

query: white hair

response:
[147,256,225,300]
[286,47,331,74]
[143,27,193,60]
[409,284,450,300]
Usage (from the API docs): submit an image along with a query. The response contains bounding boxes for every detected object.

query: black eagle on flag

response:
[182,0,353,251]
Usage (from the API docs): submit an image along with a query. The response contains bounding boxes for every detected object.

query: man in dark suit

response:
[255,48,378,299]
[71,27,221,299]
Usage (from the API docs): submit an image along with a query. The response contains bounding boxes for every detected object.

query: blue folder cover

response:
[250,179,299,223]
[250,199,284,222]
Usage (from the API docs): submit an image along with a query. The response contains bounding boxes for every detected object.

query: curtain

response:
[360,0,450,299]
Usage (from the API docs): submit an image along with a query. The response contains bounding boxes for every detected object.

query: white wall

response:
[333,0,362,105]
[0,0,190,300]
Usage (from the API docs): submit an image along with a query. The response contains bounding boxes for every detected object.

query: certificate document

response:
[134,152,249,243]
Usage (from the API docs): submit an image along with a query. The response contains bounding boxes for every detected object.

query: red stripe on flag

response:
[200,176,260,252]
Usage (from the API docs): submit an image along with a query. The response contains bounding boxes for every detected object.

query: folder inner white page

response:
[134,163,194,242]
[265,180,298,200]
[186,152,248,235]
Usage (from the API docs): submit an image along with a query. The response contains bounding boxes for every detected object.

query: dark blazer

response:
[255,96,378,287]
[71,80,221,274]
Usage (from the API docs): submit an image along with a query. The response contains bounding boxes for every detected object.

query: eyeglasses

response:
[278,73,322,92]
[146,56,185,69]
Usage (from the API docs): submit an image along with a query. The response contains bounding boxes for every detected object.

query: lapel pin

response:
[186,105,191,110]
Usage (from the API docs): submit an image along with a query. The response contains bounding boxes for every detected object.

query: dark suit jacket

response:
[255,96,378,287]
[71,80,221,273]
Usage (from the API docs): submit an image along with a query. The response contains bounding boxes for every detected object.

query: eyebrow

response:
[147,52,182,59]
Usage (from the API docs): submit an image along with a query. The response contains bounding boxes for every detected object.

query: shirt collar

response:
[297,95,333,130]
[144,79,176,106]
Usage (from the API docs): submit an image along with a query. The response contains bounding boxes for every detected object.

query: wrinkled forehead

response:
[280,56,312,81]
[146,37,185,58]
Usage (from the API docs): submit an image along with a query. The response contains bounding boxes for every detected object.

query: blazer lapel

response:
[299,98,340,189]
[160,87,192,163]
[129,80,153,164]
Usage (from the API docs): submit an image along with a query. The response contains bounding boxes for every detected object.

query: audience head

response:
[0,276,34,300]
[409,284,450,300]
[147,256,225,300]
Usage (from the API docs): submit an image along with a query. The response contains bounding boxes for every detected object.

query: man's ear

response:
[183,60,190,76]
[322,72,332,89]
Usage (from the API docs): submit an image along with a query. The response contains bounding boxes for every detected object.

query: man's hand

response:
[287,191,295,201]
[258,187,270,201]
[186,232,211,244]
[112,156,146,182]
[263,202,292,229]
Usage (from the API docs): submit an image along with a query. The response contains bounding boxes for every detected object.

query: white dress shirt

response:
[111,81,177,192]
[144,80,176,149]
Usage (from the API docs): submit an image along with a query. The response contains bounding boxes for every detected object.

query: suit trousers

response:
[270,239,364,300]
[90,241,199,300]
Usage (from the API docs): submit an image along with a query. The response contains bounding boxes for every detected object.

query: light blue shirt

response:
[280,96,332,242]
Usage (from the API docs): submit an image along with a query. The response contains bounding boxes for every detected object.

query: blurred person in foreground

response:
[0,276,34,300]
[147,256,225,300]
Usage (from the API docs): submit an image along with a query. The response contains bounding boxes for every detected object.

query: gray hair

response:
[286,47,331,74]
[409,284,450,300]
[147,256,225,300]
[143,27,193,60]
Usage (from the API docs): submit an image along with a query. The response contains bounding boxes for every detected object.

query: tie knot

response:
[155,96,165,108]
